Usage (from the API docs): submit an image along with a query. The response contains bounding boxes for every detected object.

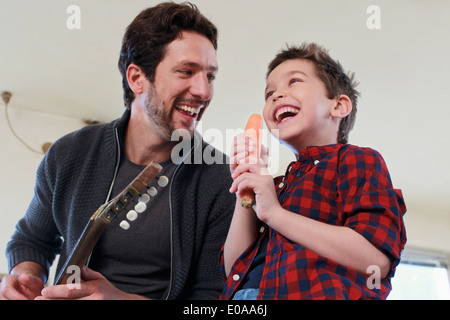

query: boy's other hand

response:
[230,133,268,175]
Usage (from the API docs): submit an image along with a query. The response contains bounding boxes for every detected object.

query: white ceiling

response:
[1,0,450,219]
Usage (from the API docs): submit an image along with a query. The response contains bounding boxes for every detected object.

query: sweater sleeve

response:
[6,147,63,279]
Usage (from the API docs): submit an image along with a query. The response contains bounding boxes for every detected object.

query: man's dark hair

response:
[118,2,218,109]
[267,42,359,144]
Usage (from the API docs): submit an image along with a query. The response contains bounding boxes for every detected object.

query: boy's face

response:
[263,58,340,153]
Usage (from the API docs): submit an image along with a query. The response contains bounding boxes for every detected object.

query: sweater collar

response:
[113,108,131,147]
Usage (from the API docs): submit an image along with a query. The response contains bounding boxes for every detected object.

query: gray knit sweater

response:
[6,110,234,299]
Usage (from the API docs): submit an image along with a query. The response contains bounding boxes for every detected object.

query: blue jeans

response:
[232,288,259,300]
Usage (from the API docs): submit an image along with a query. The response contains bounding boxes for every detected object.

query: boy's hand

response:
[230,133,268,175]
[230,163,279,223]
[229,133,278,222]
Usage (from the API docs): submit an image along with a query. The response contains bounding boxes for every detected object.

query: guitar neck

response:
[54,216,107,285]
[54,161,163,285]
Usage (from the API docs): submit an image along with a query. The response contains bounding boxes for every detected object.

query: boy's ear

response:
[126,63,146,95]
[331,95,352,119]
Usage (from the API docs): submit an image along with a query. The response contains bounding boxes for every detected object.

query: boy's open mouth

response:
[274,106,300,123]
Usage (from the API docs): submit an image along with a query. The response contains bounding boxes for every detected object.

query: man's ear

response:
[331,95,352,119]
[126,63,146,95]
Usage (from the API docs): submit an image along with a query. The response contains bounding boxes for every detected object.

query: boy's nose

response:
[272,91,286,102]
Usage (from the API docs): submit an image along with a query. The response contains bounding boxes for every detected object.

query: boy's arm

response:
[230,155,393,279]
[223,199,259,277]
[261,206,391,278]
[223,133,268,277]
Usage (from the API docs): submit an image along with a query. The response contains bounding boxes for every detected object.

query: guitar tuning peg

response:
[135,201,147,213]
[126,210,138,221]
[139,193,150,204]
[119,220,130,230]
[158,176,169,187]
[147,186,157,197]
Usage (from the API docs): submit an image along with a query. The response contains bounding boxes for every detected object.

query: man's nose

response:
[189,73,213,101]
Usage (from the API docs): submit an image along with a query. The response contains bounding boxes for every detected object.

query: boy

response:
[220,42,406,300]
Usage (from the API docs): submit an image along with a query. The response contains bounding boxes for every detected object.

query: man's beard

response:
[144,83,205,142]
[144,84,176,142]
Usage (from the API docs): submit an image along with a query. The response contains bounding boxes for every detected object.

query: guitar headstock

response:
[118,176,169,230]
[92,161,169,228]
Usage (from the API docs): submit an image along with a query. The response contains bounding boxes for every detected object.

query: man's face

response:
[144,30,218,140]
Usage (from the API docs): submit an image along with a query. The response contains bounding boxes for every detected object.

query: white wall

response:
[0,104,84,274]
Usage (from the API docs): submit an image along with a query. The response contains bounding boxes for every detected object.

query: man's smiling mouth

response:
[175,104,202,118]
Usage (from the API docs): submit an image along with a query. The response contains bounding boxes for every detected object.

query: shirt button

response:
[278,182,284,188]
[314,160,320,165]
[259,226,265,233]
[232,274,240,281]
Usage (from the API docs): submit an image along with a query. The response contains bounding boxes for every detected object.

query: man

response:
[1,2,234,300]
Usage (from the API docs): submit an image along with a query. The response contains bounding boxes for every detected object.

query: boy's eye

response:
[289,77,303,84]
[265,91,274,100]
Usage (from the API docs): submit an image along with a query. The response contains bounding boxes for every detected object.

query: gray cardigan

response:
[6,110,234,299]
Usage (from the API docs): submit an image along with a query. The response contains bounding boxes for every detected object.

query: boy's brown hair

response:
[267,42,359,144]
[118,2,218,109]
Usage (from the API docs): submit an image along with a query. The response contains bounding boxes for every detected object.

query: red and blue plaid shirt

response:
[219,144,407,300]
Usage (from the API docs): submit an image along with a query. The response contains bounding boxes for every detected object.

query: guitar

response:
[54,161,168,285]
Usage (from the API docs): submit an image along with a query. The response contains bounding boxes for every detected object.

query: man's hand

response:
[0,274,44,300]
[0,262,45,300]
[35,266,148,300]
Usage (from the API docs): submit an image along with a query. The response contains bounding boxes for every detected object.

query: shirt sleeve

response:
[337,146,407,276]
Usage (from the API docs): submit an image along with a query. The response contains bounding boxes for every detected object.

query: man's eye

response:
[265,92,274,100]
[207,74,216,81]
[177,70,193,75]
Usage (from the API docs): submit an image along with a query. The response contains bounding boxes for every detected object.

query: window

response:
[388,248,450,300]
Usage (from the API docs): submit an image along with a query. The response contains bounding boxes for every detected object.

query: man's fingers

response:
[0,278,28,300]
[81,266,104,282]
[19,274,43,293]
[38,283,87,300]
[0,274,43,300]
